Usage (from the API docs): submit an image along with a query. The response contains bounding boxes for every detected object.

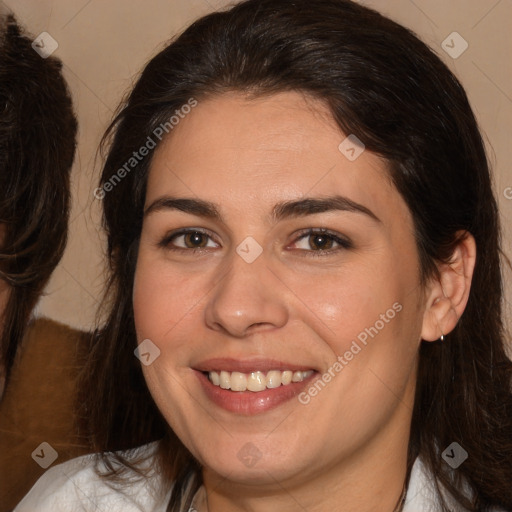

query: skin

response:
[133,91,476,511]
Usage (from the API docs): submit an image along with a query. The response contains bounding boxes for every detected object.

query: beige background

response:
[3,0,512,337]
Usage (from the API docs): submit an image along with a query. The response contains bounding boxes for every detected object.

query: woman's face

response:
[134,91,428,487]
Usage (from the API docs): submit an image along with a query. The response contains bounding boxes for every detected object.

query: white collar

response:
[403,456,452,511]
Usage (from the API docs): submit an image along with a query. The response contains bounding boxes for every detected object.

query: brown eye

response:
[291,228,353,256]
[183,231,208,248]
[160,229,219,251]
[308,233,334,250]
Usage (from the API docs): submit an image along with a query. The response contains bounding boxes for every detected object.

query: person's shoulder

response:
[403,456,442,512]
[404,455,510,512]
[24,316,89,347]
[14,442,169,512]
[14,451,100,511]
[17,316,90,368]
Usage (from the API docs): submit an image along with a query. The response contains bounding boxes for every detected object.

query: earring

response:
[440,334,444,342]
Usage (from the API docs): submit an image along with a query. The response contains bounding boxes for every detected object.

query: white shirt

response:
[14,442,503,512]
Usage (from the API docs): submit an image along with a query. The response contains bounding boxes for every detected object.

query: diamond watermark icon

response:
[237,442,262,468]
[134,338,161,366]
[441,442,468,469]
[441,32,468,59]
[31,32,59,59]
[31,442,58,469]
[236,236,263,263]
[338,134,365,161]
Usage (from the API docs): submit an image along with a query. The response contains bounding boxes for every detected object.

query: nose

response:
[204,252,289,338]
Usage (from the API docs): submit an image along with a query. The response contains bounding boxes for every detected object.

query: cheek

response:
[283,258,409,346]
[294,272,420,436]
[134,260,182,342]
[132,250,211,356]
[288,253,422,400]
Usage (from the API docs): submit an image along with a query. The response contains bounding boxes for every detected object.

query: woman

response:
[16,0,512,510]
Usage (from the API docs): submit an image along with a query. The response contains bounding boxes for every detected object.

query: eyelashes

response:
[158,227,353,257]
[159,229,217,251]
[292,228,353,255]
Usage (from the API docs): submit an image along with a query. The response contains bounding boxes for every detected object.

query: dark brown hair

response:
[0,15,77,386]
[82,1,512,510]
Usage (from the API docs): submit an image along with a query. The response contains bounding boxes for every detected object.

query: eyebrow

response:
[144,195,380,223]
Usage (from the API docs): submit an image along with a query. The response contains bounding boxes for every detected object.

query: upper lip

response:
[194,358,316,373]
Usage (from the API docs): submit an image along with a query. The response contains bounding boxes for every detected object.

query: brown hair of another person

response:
[0,14,77,386]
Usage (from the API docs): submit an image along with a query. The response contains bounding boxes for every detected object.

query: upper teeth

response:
[208,370,314,392]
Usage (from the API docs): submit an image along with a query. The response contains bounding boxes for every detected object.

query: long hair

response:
[0,14,77,387]
[80,1,512,510]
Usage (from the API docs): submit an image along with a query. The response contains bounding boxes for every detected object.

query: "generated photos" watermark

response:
[298,302,403,405]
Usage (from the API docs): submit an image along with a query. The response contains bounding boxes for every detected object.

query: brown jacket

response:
[0,318,91,511]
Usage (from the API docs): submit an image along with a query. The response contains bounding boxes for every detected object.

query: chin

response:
[195,434,314,485]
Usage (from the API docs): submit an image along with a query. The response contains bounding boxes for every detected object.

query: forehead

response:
[146,91,406,225]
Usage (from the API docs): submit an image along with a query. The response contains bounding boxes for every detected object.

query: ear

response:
[421,231,477,342]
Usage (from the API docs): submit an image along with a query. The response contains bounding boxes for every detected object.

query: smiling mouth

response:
[205,369,315,392]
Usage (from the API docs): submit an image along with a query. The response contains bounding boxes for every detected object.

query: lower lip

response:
[195,370,317,415]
